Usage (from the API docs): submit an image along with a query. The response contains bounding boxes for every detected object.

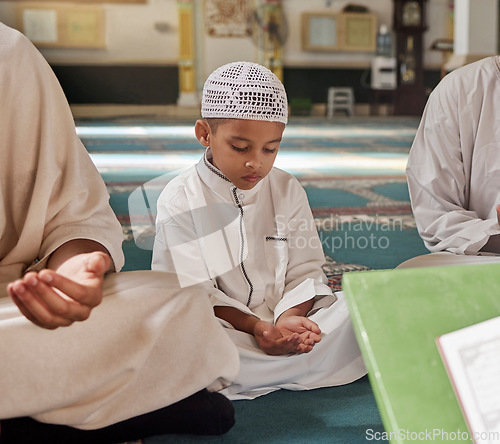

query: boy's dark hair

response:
[204,118,229,134]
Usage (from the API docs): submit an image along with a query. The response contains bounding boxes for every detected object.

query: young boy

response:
[152,61,365,399]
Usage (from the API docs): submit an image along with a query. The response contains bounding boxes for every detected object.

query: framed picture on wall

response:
[16,3,106,48]
[339,12,377,51]
[301,11,376,52]
[301,12,339,51]
[205,0,250,37]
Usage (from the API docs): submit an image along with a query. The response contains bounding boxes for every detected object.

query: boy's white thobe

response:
[153,149,366,399]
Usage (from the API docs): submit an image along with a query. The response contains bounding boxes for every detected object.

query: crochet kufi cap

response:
[201,61,288,124]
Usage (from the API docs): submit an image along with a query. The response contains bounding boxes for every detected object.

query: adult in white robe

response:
[400,56,500,269]
[152,149,366,399]
[0,22,238,434]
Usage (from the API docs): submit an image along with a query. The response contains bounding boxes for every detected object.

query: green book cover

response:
[342,264,500,443]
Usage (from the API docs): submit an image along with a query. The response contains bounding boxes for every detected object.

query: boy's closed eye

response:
[231,146,277,154]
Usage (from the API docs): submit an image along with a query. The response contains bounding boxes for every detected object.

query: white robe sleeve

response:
[272,177,335,322]
[406,63,500,255]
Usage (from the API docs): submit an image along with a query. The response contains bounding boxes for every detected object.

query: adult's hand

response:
[7,247,111,329]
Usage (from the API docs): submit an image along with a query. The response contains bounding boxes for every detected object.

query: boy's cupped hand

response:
[254,317,321,356]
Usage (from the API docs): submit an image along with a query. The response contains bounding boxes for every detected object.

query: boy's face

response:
[195,119,285,190]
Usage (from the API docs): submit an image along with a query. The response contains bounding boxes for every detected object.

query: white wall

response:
[454,0,498,55]
[199,26,255,87]
[0,0,448,67]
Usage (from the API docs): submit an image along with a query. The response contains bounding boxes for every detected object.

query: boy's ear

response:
[195,120,211,147]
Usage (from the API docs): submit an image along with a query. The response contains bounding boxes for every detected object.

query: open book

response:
[436,316,500,444]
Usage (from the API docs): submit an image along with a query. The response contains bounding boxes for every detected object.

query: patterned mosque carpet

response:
[80,116,428,291]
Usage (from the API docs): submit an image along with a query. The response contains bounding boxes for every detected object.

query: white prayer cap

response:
[201,61,288,124]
